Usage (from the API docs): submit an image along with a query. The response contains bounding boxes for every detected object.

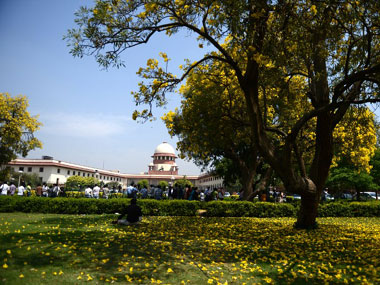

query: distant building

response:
[196,173,224,190]
[5,142,222,188]
[148,142,179,175]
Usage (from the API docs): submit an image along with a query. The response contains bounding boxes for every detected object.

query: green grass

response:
[0,213,379,284]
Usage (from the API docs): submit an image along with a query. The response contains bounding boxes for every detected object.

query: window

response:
[87,173,90,177]
[27,167,32,172]
[83,173,85,177]
[92,174,94,177]
[67,170,70,175]
[19,167,24,172]
[78,172,80,176]
[57,168,60,174]
[39,167,44,173]
[39,177,43,182]
[73,171,76,175]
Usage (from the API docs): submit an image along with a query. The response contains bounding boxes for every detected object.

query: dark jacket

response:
[118,204,142,223]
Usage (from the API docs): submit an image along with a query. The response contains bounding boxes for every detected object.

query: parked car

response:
[223,192,231,198]
[340,193,353,200]
[353,192,376,200]
[293,194,301,200]
[363,192,377,199]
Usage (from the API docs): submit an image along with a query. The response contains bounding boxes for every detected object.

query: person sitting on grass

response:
[113,198,142,225]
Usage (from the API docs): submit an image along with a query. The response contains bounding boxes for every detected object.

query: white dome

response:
[154,142,176,155]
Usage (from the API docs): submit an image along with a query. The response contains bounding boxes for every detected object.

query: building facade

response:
[5,142,215,188]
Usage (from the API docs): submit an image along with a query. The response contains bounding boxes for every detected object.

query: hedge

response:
[318,201,380,217]
[202,201,297,217]
[0,196,379,217]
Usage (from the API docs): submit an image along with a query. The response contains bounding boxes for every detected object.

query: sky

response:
[0,0,213,175]
[1,1,379,176]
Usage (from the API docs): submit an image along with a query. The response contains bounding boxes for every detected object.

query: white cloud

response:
[40,112,133,138]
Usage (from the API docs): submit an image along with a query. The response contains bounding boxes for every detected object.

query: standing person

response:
[275,191,280,202]
[154,185,163,200]
[85,186,93,198]
[131,184,138,199]
[52,184,60,198]
[26,184,32,197]
[102,184,109,199]
[279,192,285,203]
[9,183,16,196]
[172,186,178,199]
[199,190,205,201]
[127,183,134,198]
[218,188,224,200]
[0,182,9,196]
[211,188,218,200]
[17,183,25,196]
[178,187,184,199]
[188,187,195,200]
[42,183,49,197]
[148,185,155,198]
[93,184,100,199]
[184,187,190,200]
[35,184,43,197]
[112,198,142,225]
[140,186,148,199]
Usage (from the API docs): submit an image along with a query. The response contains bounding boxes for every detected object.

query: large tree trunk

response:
[356,189,361,201]
[241,173,255,200]
[295,192,319,229]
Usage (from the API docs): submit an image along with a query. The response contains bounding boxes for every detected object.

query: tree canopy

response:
[65,176,100,190]
[66,0,380,228]
[137,179,149,189]
[0,93,42,166]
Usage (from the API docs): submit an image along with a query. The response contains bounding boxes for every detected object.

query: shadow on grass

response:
[0,214,378,283]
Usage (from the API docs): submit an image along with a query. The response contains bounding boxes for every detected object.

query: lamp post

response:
[18,170,23,187]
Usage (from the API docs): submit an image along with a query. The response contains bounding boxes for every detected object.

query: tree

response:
[161,61,272,200]
[0,93,42,165]
[137,179,149,189]
[327,108,378,199]
[9,169,41,188]
[162,59,376,200]
[327,167,377,201]
[67,1,380,228]
[159,180,169,191]
[370,148,380,199]
[174,177,192,189]
[107,181,121,189]
[65,176,99,190]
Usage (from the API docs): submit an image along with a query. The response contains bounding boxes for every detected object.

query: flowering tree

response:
[66,0,380,228]
[0,93,42,166]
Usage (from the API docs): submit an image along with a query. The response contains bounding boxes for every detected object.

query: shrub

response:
[203,201,297,217]
[0,196,378,217]
[318,201,380,217]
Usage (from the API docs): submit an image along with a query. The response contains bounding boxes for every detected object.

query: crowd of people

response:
[0,181,33,197]
[1,180,295,203]
[81,183,232,201]
[0,181,62,197]
[0,181,236,201]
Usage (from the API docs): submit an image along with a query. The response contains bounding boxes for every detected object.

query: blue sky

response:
[1,1,379,175]
[0,0,210,175]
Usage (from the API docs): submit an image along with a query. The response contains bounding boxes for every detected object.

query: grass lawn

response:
[0,213,378,284]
